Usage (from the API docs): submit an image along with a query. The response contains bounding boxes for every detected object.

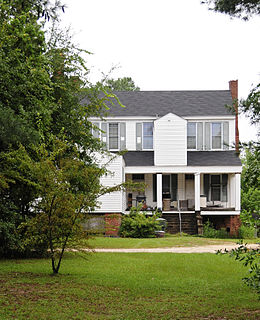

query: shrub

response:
[203,221,230,239]
[120,205,161,238]
[239,225,256,239]
[203,220,217,238]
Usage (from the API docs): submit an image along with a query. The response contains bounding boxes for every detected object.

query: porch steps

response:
[162,212,197,235]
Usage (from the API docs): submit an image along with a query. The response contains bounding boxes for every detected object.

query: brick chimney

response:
[229,80,239,153]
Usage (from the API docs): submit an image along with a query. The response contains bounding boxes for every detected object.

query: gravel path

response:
[94,243,259,253]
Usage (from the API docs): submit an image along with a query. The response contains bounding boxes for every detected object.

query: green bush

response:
[203,220,217,238]
[120,205,161,238]
[238,225,256,239]
[203,221,230,239]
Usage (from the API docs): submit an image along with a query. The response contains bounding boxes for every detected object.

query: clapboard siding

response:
[154,113,187,166]
[95,155,124,213]
[126,121,136,150]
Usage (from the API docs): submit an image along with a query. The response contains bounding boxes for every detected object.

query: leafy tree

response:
[20,138,105,273]
[0,0,120,260]
[202,0,260,20]
[241,83,260,126]
[102,77,140,91]
[240,142,260,229]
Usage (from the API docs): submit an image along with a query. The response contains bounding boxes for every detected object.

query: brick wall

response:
[105,213,122,237]
[203,215,241,236]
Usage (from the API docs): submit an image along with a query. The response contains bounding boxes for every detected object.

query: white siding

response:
[126,121,136,150]
[94,154,124,213]
[229,174,236,208]
[154,113,187,166]
[229,119,235,149]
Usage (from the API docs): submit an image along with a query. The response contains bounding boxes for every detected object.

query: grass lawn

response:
[0,253,259,319]
[87,235,260,249]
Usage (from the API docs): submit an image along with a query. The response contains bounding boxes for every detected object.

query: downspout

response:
[229,80,239,153]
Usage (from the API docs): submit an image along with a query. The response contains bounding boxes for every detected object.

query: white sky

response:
[61,0,260,142]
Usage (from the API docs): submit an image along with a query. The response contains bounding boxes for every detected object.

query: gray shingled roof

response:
[123,151,241,167]
[84,91,234,117]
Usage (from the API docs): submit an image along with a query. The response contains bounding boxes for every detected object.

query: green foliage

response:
[238,225,256,239]
[203,220,230,239]
[241,83,260,126]
[240,143,260,229]
[20,137,108,273]
[218,242,260,298]
[101,76,140,91]
[202,0,260,20]
[120,204,161,238]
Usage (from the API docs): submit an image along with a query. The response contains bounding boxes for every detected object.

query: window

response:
[211,175,221,201]
[109,123,119,150]
[132,174,144,181]
[153,174,178,202]
[212,122,222,149]
[143,122,153,149]
[187,123,196,149]
[203,174,228,202]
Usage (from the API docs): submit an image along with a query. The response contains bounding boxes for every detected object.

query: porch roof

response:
[123,151,241,167]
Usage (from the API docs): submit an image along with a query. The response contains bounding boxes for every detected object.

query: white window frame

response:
[108,122,120,151]
[211,122,223,150]
[187,122,197,150]
[142,122,154,150]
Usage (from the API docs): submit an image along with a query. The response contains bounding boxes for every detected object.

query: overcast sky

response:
[61,0,260,142]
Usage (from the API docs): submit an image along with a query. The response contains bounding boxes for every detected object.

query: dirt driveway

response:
[94,243,259,253]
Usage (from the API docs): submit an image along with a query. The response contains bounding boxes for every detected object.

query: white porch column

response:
[194,172,201,211]
[235,173,241,211]
[156,173,162,210]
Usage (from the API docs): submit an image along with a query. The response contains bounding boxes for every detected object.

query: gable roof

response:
[123,151,241,167]
[93,90,234,117]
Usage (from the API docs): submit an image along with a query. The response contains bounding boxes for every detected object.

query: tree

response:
[240,142,260,229]
[202,0,260,20]
[20,138,106,273]
[0,0,120,263]
[101,77,140,91]
[203,1,260,135]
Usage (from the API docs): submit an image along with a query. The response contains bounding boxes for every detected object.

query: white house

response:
[89,80,242,235]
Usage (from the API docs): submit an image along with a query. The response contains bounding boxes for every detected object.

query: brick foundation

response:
[203,215,241,236]
[105,213,122,237]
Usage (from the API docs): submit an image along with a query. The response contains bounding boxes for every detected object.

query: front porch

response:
[125,172,241,214]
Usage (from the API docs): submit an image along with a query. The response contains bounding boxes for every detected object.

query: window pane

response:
[212,136,221,149]
[143,122,153,135]
[212,123,221,149]
[109,123,118,149]
[187,136,196,149]
[187,123,196,149]
[211,175,220,184]
[143,136,153,149]
[211,186,220,201]
[143,122,153,149]
[187,123,196,136]
[212,123,221,136]
[162,175,170,194]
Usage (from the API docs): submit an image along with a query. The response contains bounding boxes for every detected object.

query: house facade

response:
[89,80,242,236]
